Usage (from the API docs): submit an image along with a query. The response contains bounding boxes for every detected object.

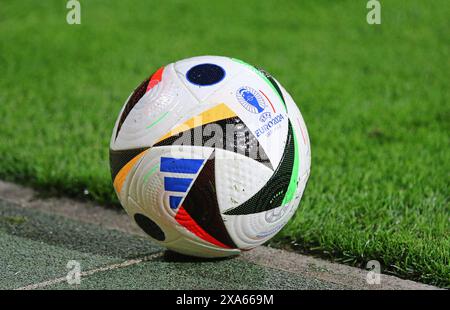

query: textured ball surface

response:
[109,56,311,257]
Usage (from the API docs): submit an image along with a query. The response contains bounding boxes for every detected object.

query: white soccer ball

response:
[109,56,311,258]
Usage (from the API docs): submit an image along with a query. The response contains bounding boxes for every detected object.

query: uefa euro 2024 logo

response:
[236,87,267,114]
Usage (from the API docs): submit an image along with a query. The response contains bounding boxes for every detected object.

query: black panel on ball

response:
[134,213,165,241]
[181,151,237,248]
[224,122,296,215]
[109,147,148,181]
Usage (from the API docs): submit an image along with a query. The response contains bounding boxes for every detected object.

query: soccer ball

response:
[109,56,311,258]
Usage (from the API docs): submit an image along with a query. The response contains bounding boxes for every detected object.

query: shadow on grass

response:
[161,250,235,263]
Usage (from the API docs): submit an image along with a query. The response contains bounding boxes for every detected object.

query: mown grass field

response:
[0,0,448,286]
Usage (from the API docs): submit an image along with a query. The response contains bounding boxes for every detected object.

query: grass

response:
[0,0,448,287]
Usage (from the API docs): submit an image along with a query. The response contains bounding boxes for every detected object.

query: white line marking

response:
[15,252,163,290]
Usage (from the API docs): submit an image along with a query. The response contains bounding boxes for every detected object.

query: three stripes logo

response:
[160,157,205,210]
